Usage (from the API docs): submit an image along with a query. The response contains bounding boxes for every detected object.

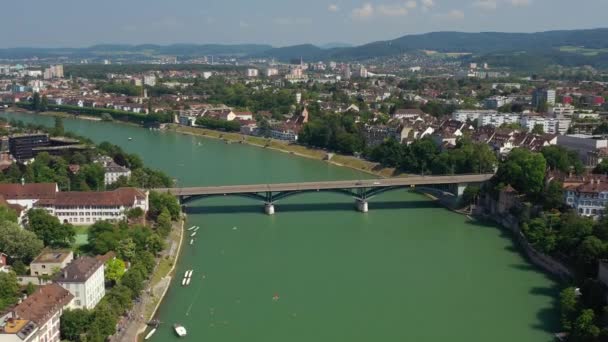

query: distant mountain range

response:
[2,28,608,68]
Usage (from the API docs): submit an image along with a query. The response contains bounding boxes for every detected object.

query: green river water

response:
[0,112,560,342]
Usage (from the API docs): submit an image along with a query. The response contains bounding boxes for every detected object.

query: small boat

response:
[181,278,187,286]
[187,226,196,231]
[184,271,189,278]
[128,137,133,141]
[185,278,191,286]
[193,226,200,232]
[174,324,187,337]
[190,239,194,245]
[144,328,157,340]
[187,270,193,278]
[191,232,197,237]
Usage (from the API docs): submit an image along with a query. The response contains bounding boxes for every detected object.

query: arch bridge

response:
[154,174,494,214]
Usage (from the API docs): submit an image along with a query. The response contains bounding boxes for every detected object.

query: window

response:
[75,300,81,306]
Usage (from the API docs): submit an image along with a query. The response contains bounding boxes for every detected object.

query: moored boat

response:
[144,328,157,340]
[174,324,187,337]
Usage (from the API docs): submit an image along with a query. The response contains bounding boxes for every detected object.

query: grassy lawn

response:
[72,225,91,248]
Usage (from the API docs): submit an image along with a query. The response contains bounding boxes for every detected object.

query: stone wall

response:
[477,196,573,281]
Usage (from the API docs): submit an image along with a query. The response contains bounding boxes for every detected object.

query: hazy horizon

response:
[2,0,608,48]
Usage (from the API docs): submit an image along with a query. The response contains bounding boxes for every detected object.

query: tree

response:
[54,116,65,136]
[11,260,27,275]
[156,208,172,237]
[572,309,600,341]
[495,148,547,196]
[0,220,44,262]
[121,268,144,299]
[576,236,606,274]
[27,208,75,248]
[105,258,126,283]
[105,285,132,316]
[61,309,92,341]
[0,272,20,311]
[559,287,578,331]
[89,302,118,341]
[531,124,545,134]
[0,205,18,223]
[542,181,565,210]
[522,217,557,254]
[117,238,136,261]
[541,146,583,175]
[32,92,41,111]
[88,221,122,255]
[149,191,180,221]
[126,207,144,221]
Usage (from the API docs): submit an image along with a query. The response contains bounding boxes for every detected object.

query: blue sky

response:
[3,0,608,47]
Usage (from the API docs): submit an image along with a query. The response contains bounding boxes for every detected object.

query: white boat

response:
[184,271,189,278]
[128,137,133,141]
[187,270,193,278]
[181,278,187,286]
[187,226,196,231]
[190,239,194,245]
[185,277,191,286]
[174,324,187,337]
[191,232,197,237]
[193,226,200,232]
[144,328,157,340]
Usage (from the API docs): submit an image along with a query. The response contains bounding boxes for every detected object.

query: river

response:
[0,112,560,342]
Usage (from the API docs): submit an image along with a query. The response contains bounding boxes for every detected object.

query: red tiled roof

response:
[37,188,145,206]
[0,183,57,200]
[14,284,73,325]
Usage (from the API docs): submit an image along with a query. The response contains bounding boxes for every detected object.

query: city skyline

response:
[2,0,608,47]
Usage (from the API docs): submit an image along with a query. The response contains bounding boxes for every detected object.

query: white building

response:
[1,284,74,342]
[143,75,156,87]
[565,179,608,219]
[103,161,131,186]
[43,65,63,79]
[479,113,521,127]
[452,110,499,122]
[0,183,149,225]
[521,115,571,135]
[55,257,105,309]
[246,69,259,77]
[266,68,279,77]
[549,104,576,118]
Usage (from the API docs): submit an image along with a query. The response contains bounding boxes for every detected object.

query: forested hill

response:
[255,28,608,61]
[2,28,608,66]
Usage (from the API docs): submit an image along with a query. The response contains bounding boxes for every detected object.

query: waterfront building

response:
[29,249,74,277]
[0,183,149,225]
[8,134,50,161]
[55,257,105,309]
[97,156,131,186]
[565,179,608,219]
[0,284,73,342]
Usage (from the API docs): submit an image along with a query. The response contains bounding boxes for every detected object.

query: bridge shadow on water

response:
[183,200,438,215]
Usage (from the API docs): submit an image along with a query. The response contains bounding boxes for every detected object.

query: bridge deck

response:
[154,174,494,196]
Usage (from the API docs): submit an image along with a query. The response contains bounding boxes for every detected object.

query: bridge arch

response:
[180,192,267,205]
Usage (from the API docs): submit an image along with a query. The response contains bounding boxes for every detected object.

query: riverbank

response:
[5,107,398,177]
[115,218,185,342]
[167,124,398,178]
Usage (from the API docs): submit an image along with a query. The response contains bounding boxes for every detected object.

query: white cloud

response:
[377,3,410,16]
[436,9,465,20]
[421,0,435,12]
[405,0,417,9]
[447,9,465,19]
[509,0,530,6]
[351,3,375,19]
[328,4,340,12]
[473,0,497,10]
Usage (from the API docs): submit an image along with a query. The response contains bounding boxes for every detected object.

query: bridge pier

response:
[356,199,369,213]
[264,203,275,215]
